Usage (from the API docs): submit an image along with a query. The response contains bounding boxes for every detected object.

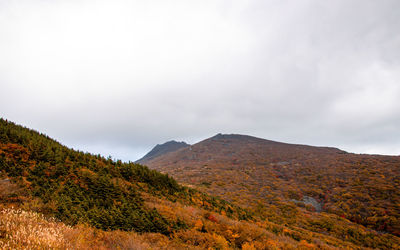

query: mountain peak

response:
[210,133,257,140]
[136,140,189,164]
[207,133,281,145]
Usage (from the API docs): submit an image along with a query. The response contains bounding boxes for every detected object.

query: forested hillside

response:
[0,118,253,229]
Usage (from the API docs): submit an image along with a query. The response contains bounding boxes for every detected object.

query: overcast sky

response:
[1,0,399,161]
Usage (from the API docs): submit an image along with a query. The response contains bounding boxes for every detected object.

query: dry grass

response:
[0,207,72,249]
[0,207,186,250]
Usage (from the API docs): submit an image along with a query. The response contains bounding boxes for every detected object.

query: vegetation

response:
[1,119,400,249]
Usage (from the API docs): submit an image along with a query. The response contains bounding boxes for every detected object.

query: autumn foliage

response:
[1,120,400,249]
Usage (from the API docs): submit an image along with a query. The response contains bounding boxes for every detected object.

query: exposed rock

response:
[292,196,322,212]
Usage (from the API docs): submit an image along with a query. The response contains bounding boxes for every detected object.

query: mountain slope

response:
[136,140,189,164]
[142,133,400,238]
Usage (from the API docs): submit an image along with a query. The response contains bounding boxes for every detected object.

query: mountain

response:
[136,140,189,164]
[1,120,400,249]
[142,133,400,240]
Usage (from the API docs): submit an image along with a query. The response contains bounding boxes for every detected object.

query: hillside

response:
[141,133,400,244]
[1,120,400,249]
[136,140,189,164]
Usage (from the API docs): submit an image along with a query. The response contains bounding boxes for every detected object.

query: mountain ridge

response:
[138,133,347,167]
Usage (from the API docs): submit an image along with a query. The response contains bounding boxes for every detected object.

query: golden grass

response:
[0,207,72,249]
[0,207,185,249]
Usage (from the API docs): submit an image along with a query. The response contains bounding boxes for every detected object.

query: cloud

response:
[1,0,399,160]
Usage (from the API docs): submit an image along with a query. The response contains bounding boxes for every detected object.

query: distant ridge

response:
[140,133,346,168]
[136,140,189,164]
[206,133,344,151]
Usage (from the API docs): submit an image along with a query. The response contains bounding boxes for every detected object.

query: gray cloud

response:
[1,0,399,160]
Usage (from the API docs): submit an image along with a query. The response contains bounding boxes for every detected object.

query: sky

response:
[1,0,400,161]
